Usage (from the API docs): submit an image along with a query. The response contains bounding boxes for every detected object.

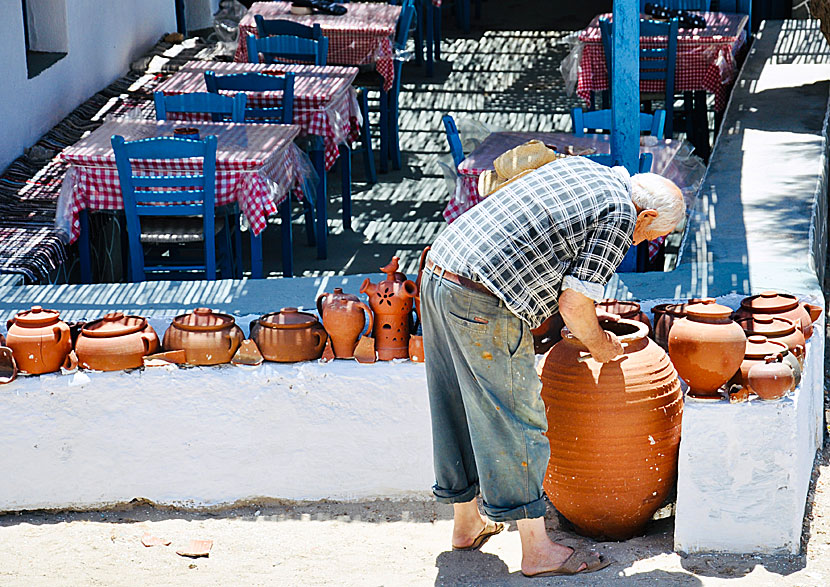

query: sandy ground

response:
[1,447,829,587]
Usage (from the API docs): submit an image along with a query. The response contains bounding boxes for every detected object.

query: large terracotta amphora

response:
[316,289,373,359]
[360,256,417,360]
[540,319,683,541]
[5,306,72,375]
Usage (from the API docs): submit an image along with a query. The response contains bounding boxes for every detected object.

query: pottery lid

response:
[172,308,236,332]
[736,315,796,337]
[741,291,799,313]
[258,308,319,330]
[81,312,147,338]
[744,335,788,359]
[685,300,732,320]
[13,306,61,327]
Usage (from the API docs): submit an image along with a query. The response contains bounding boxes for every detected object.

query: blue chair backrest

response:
[441,115,465,167]
[246,34,328,65]
[640,0,711,9]
[153,91,247,123]
[394,0,416,52]
[111,134,219,279]
[584,152,654,173]
[255,16,323,40]
[204,71,295,124]
[571,108,666,139]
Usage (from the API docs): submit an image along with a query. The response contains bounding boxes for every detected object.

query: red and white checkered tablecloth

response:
[155,61,361,171]
[447,132,706,259]
[57,120,306,244]
[234,1,400,92]
[577,12,748,112]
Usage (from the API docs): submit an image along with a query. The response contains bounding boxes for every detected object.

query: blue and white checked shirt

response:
[430,157,636,329]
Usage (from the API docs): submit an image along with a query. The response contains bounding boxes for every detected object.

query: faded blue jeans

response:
[421,266,550,522]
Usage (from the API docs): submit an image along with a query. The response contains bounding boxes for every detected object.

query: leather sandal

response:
[451,521,505,551]
[522,547,611,577]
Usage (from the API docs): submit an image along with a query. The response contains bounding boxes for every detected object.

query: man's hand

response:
[559,288,625,364]
[585,329,624,363]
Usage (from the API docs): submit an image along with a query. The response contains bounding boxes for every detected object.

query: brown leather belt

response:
[425,260,496,298]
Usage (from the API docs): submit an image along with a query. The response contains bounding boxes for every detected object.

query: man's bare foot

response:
[451,501,489,549]
[517,517,590,576]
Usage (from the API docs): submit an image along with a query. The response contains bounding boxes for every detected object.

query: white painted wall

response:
[0,0,176,172]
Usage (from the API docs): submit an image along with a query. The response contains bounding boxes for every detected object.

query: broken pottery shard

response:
[320,339,335,363]
[231,339,264,366]
[143,349,187,367]
[141,533,171,547]
[353,336,376,364]
[176,539,213,558]
[0,347,17,384]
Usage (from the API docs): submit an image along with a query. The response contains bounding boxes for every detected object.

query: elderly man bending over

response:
[421,156,685,577]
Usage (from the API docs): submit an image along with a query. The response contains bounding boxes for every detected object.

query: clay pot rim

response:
[13,305,61,327]
[736,315,797,337]
[595,299,641,314]
[740,291,799,313]
[171,308,237,332]
[258,308,320,330]
[80,312,148,339]
[561,318,648,349]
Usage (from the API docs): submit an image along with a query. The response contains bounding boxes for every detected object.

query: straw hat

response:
[480,168,535,198]
[493,140,559,180]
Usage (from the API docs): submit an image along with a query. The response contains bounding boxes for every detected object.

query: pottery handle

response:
[316,293,327,319]
[793,344,805,360]
[313,329,328,354]
[358,301,374,338]
[54,325,69,346]
[229,326,244,351]
[5,318,13,331]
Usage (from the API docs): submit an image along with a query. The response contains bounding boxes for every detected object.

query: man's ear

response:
[637,209,658,225]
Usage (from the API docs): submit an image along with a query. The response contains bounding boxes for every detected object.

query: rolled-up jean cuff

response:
[482,496,548,522]
[433,483,479,504]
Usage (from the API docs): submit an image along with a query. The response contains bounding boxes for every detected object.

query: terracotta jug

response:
[250,308,328,363]
[651,298,711,351]
[540,319,682,541]
[668,300,746,398]
[747,354,794,401]
[360,257,417,360]
[163,308,244,365]
[409,334,424,362]
[735,315,805,366]
[76,312,160,371]
[595,299,652,335]
[316,289,373,359]
[731,335,792,393]
[5,306,72,375]
[734,291,815,340]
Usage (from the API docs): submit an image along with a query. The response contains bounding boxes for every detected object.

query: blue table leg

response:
[339,143,352,231]
[434,4,441,61]
[425,1,435,77]
[311,135,328,259]
[279,197,293,278]
[79,209,92,283]
[250,230,263,279]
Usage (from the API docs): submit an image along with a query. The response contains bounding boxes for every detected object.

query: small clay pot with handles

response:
[75,312,159,371]
[731,335,791,393]
[316,289,373,359]
[250,308,327,363]
[5,306,72,375]
[163,308,244,365]
[747,354,795,401]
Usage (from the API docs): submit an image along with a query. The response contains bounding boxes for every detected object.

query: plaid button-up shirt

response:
[429,157,636,329]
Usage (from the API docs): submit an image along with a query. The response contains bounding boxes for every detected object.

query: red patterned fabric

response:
[155,61,361,171]
[577,12,748,112]
[234,1,400,91]
[58,120,304,244]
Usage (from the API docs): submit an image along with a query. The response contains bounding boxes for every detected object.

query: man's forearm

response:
[558,288,622,362]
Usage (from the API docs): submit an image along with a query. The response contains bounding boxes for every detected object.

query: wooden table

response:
[58,120,306,281]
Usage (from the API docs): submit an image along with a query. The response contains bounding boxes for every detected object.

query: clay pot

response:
[734,291,815,340]
[409,334,424,362]
[316,289,373,359]
[747,354,794,401]
[735,315,805,366]
[668,300,746,398]
[361,257,417,361]
[652,298,711,350]
[0,347,17,384]
[595,299,653,335]
[250,308,327,363]
[75,312,159,371]
[163,308,244,365]
[731,335,792,392]
[5,306,72,375]
[540,319,682,541]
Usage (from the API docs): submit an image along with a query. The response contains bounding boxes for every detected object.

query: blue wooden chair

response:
[713,0,752,34]
[640,0,711,9]
[571,108,666,139]
[153,91,247,123]
[110,135,236,282]
[255,16,324,41]
[204,71,295,124]
[442,114,465,167]
[384,0,417,172]
[599,17,679,136]
[246,34,329,66]
[584,152,654,173]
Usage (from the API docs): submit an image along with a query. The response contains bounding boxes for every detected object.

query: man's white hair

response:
[630,173,686,232]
